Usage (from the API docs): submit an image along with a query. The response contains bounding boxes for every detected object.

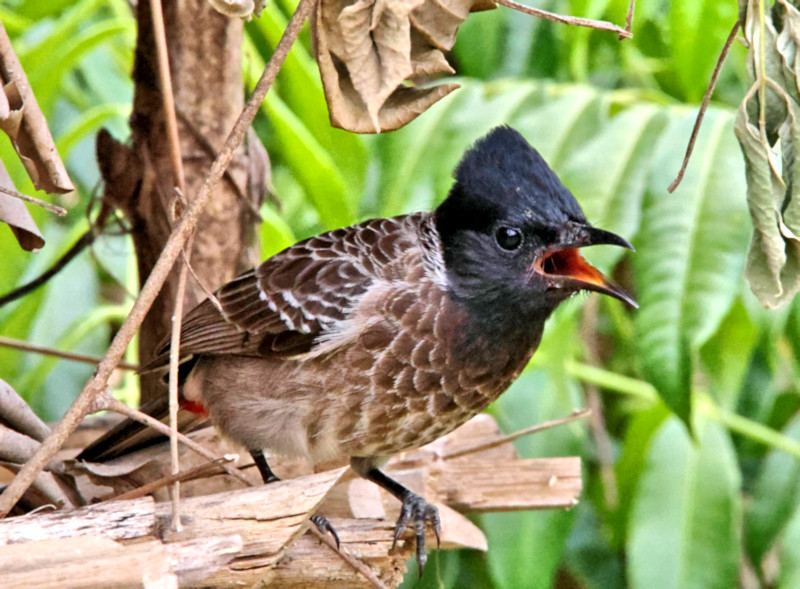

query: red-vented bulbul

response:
[80,126,636,569]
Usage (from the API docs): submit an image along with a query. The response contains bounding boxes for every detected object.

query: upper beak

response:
[533,223,638,308]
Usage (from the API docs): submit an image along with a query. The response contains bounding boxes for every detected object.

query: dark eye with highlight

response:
[495,226,523,251]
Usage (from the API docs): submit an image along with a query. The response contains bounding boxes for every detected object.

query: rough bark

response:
[98,0,264,403]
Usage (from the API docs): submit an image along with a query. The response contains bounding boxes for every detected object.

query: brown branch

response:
[442,409,591,460]
[441,409,590,460]
[0,185,66,216]
[0,336,140,372]
[99,395,253,488]
[0,0,316,517]
[102,456,235,502]
[496,0,632,39]
[668,20,740,193]
[149,0,190,532]
[621,0,635,40]
[307,526,387,589]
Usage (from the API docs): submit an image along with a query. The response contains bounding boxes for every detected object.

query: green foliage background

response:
[2,0,800,587]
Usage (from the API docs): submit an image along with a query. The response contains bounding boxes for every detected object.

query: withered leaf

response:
[0,159,44,251]
[0,33,74,194]
[314,0,493,133]
[737,1,800,308]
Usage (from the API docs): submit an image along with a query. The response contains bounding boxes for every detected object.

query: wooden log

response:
[0,534,243,588]
[0,496,156,545]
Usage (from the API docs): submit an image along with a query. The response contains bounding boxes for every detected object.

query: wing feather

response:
[147,214,424,368]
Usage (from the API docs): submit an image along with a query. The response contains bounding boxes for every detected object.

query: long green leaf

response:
[634,108,750,424]
[627,417,741,589]
[744,415,800,570]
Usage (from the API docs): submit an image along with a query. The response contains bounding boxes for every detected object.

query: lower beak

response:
[533,225,638,308]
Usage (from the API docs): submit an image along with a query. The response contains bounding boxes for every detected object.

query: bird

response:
[79,126,636,570]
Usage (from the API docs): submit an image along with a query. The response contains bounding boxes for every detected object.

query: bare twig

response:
[175,107,263,221]
[496,0,632,39]
[307,525,387,589]
[0,230,93,307]
[0,201,114,308]
[102,455,236,502]
[0,336,140,372]
[668,20,740,193]
[149,0,189,532]
[0,0,317,517]
[98,395,253,487]
[442,409,591,460]
[622,0,635,39]
[0,185,66,216]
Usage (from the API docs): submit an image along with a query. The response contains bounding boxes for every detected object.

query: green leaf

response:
[634,108,750,424]
[561,104,667,271]
[667,0,739,102]
[744,415,800,570]
[262,92,355,228]
[627,417,741,589]
[699,299,759,409]
[610,403,670,550]
[779,503,800,589]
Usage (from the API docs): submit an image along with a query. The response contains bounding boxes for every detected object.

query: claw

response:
[391,491,440,573]
[311,514,340,549]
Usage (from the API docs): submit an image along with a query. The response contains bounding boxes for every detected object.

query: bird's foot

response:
[391,491,441,572]
[311,514,340,549]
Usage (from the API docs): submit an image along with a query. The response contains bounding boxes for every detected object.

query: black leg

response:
[249,449,340,548]
[366,468,441,573]
[249,448,280,484]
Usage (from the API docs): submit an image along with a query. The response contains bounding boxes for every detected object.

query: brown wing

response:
[148,214,424,368]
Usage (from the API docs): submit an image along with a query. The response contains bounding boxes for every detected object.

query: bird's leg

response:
[249,448,280,483]
[248,449,339,547]
[365,467,441,572]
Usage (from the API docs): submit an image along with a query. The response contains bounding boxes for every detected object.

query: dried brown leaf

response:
[0,29,74,194]
[0,160,44,251]
[314,0,488,132]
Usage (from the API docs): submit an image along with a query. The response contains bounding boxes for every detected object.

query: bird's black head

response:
[435,126,636,330]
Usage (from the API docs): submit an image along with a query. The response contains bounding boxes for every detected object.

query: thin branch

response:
[0,0,317,517]
[150,0,185,193]
[0,335,140,372]
[668,20,740,193]
[101,455,235,502]
[99,395,253,487]
[0,230,93,307]
[495,0,632,39]
[0,201,113,308]
[175,106,263,221]
[0,185,66,216]
[149,0,189,533]
[622,0,635,39]
[307,525,387,589]
[442,409,591,460]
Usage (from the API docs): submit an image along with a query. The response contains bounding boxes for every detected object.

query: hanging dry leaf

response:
[736,1,800,308]
[0,160,44,251]
[313,0,494,133]
[0,26,74,195]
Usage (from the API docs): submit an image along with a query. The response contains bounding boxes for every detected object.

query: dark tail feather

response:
[77,358,206,462]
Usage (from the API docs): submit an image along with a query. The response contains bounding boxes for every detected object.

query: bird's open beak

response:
[533,224,638,308]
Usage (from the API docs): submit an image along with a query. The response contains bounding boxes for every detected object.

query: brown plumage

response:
[80,126,636,570]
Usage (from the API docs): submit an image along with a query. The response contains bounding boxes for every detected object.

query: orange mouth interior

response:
[535,248,607,287]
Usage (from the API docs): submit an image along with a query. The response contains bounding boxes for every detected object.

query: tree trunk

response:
[99,0,265,403]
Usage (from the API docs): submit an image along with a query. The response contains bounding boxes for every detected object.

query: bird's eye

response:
[495,226,523,251]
